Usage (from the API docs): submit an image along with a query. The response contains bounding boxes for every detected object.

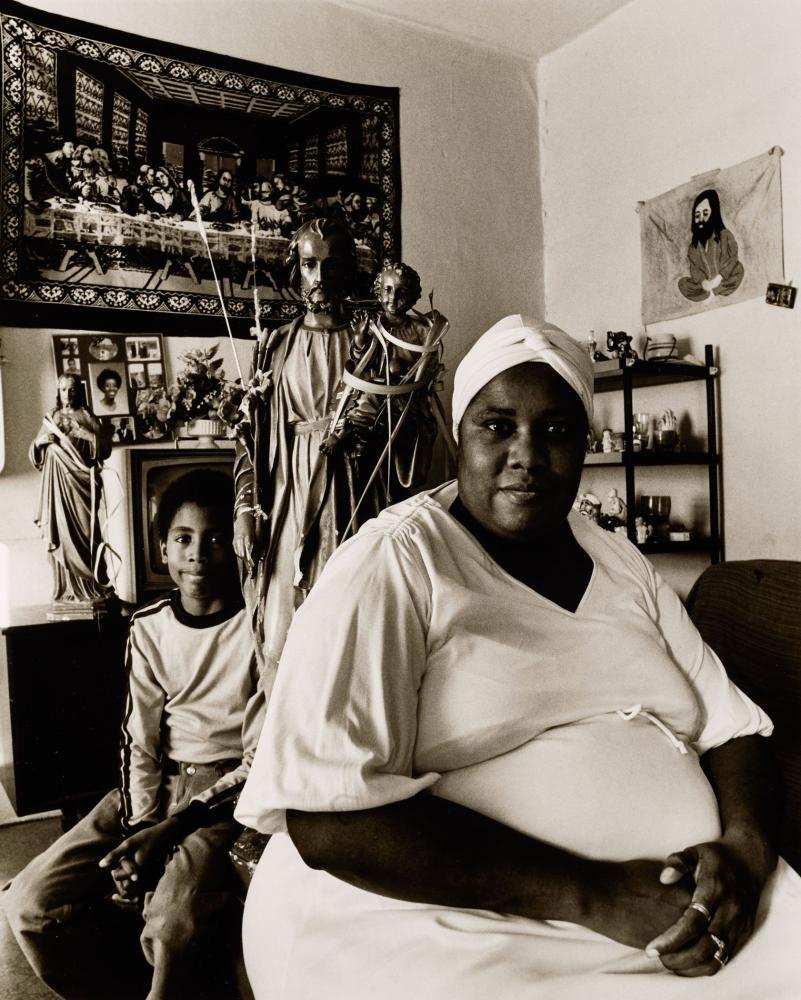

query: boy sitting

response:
[5,469,264,1000]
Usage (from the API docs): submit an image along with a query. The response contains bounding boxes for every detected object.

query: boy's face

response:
[160,502,235,614]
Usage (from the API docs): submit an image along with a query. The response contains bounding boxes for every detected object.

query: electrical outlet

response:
[766,283,796,308]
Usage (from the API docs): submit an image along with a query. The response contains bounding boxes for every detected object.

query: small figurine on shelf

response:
[606,330,638,361]
[29,373,115,619]
[635,516,652,545]
[601,488,626,532]
[601,428,614,453]
[574,492,602,524]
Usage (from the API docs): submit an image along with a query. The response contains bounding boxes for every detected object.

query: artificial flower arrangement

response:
[135,344,245,440]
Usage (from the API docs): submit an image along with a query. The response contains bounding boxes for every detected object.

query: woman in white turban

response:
[236,316,800,999]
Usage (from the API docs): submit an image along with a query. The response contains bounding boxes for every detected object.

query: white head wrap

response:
[452,315,594,441]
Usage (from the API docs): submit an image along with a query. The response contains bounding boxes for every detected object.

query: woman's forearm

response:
[287,794,697,949]
[701,734,781,879]
[287,793,594,923]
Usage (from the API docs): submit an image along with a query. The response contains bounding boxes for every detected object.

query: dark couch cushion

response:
[686,560,801,873]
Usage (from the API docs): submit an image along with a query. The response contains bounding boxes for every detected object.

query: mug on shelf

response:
[653,427,678,451]
[644,336,678,361]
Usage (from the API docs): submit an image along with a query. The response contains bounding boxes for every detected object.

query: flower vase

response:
[180,417,226,447]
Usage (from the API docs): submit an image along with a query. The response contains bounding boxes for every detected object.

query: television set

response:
[128,448,235,602]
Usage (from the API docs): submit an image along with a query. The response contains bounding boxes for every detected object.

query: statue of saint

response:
[233,218,440,684]
[329,260,445,475]
[29,373,114,618]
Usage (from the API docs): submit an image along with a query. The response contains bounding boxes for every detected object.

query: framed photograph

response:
[126,335,160,361]
[109,414,134,444]
[88,359,128,415]
[50,330,166,442]
[1,0,401,334]
[129,447,234,601]
[766,282,796,309]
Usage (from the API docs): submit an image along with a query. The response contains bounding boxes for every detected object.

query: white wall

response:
[0,0,542,612]
[539,0,801,574]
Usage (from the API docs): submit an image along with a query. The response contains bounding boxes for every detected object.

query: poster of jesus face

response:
[639,149,784,324]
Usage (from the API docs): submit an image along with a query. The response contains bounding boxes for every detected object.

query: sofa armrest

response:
[686,560,801,874]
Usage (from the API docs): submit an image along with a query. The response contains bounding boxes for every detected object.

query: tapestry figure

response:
[678,189,744,302]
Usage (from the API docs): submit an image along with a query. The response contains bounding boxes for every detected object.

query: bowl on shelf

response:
[644,336,678,361]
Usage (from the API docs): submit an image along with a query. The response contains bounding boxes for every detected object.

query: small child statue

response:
[321,261,446,474]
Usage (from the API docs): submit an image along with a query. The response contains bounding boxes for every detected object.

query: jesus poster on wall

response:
[639,148,784,324]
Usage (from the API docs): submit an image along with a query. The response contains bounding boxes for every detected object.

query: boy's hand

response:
[100,817,182,903]
[108,856,142,908]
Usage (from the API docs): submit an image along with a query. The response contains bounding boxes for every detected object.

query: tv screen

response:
[129,448,235,602]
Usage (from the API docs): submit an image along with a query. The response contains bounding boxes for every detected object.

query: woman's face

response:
[101,377,119,403]
[457,362,588,541]
[58,376,79,408]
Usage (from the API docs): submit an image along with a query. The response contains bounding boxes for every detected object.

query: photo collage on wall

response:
[51,333,168,445]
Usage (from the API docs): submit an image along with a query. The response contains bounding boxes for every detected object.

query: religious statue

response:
[233,218,443,683]
[29,373,114,619]
[321,261,447,474]
[373,261,437,376]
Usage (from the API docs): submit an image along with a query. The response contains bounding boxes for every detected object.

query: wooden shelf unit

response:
[585,345,722,562]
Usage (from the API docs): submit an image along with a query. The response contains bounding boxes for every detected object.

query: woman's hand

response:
[583,858,694,952]
[644,833,772,975]
[35,432,56,448]
[644,735,781,974]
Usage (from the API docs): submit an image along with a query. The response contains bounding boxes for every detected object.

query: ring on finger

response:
[709,933,727,967]
[689,901,712,922]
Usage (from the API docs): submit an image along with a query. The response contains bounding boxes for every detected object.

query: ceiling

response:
[328,0,633,60]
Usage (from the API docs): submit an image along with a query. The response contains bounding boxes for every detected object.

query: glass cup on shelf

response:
[633,412,651,451]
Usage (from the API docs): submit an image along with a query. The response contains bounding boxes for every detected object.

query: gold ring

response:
[709,933,727,967]
[689,901,712,922]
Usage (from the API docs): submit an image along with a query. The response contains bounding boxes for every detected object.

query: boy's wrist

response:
[171,798,212,839]
[120,819,158,837]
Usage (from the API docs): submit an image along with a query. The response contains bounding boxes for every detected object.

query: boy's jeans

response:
[3,762,247,1000]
